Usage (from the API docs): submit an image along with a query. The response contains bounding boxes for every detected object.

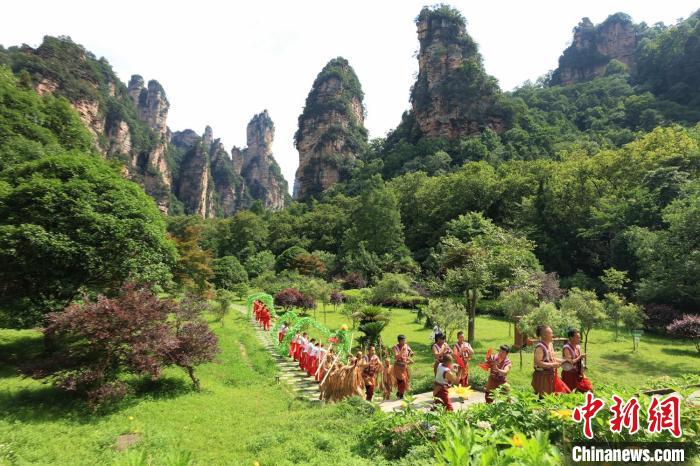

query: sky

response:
[2,1,697,192]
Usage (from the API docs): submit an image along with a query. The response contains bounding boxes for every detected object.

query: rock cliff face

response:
[294,57,367,200]
[552,13,638,85]
[171,113,288,217]
[410,6,505,140]
[128,75,172,191]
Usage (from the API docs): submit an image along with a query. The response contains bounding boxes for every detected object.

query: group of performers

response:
[257,302,593,410]
[430,331,512,411]
[532,325,593,395]
[253,301,272,331]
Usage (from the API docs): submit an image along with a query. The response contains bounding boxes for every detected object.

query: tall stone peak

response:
[552,13,638,85]
[240,110,287,210]
[293,57,367,200]
[246,109,274,158]
[128,75,144,103]
[202,125,214,149]
[410,5,504,140]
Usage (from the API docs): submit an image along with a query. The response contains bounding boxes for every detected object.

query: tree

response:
[371,273,415,304]
[667,315,700,354]
[169,221,213,295]
[216,211,269,262]
[499,287,538,336]
[213,289,235,326]
[619,302,646,351]
[342,177,411,279]
[232,282,249,301]
[423,298,470,342]
[0,154,177,328]
[518,302,581,339]
[274,288,303,311]
[600,268,630,295]
[292,253,326,277]
[627,182,700,309]
[353,305,390,349]
[244,250,275,278]
[211,256,248,290]
[560,288,606,354]
[435,213,541,344]
[301,278,331,321]
[23,284,219,406]
[604,293,625,341]
[275,246,309,272]
[600,267,631,341]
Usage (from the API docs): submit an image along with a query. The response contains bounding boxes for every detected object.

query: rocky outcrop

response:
[171,117,288,217]
[410,6,504,140]
[6,36,289,217]
[240,110,287,209]
[552,13,638,85]
[128,75,172,189]
[294,57,367,200]
[176,136,214,218]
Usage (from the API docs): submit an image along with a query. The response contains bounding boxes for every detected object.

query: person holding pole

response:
[392,335,414,399]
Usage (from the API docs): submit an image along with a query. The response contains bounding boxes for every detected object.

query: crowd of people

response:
[263,304,592,411]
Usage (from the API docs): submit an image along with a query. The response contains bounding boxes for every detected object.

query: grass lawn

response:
[0,311,371,465]
[296,303,699,393]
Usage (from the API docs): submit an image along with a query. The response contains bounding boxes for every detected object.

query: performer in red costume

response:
[278,322,289,344]
[532,325,569,395]
[392,335,414,399]
[433,354,460,411]
[452,331,474,387]
[431,333,452,375]
[484,345,512,403]
[360,346,381,401]
[561,329,593,392]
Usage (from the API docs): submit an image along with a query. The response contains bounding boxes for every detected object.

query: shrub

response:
[291,253,326,277]
[273,287,315,314]
[274,288,303,311]
[342,272,367,289]
[644,303,682,332]
[667,315,700,353]
[211,256,248,290]
[518,302,580,338]
[371,273,415,303]
[371,295,428,309]
[23,284,219,407]
[244,250,275,278]
[275,246,309,272]
[330,290,346,305]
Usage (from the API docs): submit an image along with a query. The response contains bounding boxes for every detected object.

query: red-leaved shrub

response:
[23,283,219,407]
[666,314,700,353]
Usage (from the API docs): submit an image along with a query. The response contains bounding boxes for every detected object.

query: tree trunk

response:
[584,329,589,355]
[467,289,477,345]
[186,366,200,390]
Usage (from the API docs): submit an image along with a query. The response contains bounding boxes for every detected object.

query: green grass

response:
[0,311,372,465]
[1,302,697,465]
[298,304,699,393]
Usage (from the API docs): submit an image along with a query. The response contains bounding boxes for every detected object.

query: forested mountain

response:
[0,36,289,216]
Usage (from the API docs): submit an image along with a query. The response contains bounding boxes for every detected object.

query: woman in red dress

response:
[561,329,592,392]
[532,325,563,396]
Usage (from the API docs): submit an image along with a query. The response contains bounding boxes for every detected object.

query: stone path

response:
[236,303,486,411]
[236,304,322,403]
